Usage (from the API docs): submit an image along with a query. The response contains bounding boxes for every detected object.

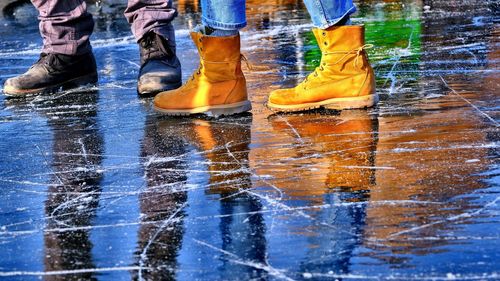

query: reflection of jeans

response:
[201,0,355,30]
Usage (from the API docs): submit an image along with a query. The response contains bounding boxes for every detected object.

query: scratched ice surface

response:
[0,0,499,280]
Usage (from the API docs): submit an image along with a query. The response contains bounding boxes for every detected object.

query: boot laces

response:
[140,32,173,63]
[188,64,204,82]
[181,54,254,92]
[178,61,205,93]
[301,44,373,88]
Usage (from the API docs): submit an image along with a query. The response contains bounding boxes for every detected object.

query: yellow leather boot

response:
[267,25,378,112]
[154,32,251,116]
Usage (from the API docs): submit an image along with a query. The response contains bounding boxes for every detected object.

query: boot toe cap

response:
[138,60,182,94]
[4,76,20,89]
[3,76,26,94]
[153,91,176,109]
[268,88,294,105]
[138,75,180,93]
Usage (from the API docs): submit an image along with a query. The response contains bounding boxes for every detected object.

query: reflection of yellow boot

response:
[154,32,251,116]
[188,119,252,195]
[268,26,378,112]
[269,111,378,195]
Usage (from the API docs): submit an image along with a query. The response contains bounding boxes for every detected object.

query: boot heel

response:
[324,94,379,110]
[208,100,252,117]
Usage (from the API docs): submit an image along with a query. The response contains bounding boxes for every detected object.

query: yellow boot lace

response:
[178,53,268,93]
[178,54,252,93]
[301,44,373,89]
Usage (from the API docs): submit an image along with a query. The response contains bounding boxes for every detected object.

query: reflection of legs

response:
[219,194,267,278]
[186,117,267,279]
[3,0,97,96]
[136,191,187,280]
[270,111,378,275]
[267,0,377,112]
[43,92,103,280]
[135,118,188,280]
[153,0,251,117]
[45,185,100,281]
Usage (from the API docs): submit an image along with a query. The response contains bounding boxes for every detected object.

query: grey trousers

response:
[31,0,177,55]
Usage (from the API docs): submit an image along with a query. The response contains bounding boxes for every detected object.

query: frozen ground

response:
[0,0,499,280]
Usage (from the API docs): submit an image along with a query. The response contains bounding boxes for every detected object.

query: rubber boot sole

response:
[3,73,98,97]
[267,94,379,112]
[154,100,252,117]
[137,81,182,97]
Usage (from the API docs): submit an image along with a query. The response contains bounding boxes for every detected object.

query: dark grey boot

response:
[138,31,182,96]
[3,52,98,97]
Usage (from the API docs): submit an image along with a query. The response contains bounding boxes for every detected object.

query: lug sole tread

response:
[267,94,379,112]
[3,73,98,97]
[154,100,252,117]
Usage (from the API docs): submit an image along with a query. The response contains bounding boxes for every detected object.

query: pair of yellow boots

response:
[154,25,377,116]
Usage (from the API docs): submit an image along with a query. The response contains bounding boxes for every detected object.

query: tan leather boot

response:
[154,32,251,116]
[267,25,378,112]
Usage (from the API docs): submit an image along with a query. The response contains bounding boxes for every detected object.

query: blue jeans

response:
[200,0,355,30]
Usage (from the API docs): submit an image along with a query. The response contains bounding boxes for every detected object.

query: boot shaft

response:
[312,25,373,78]
[190,32,241,61]
[190,32,244,82]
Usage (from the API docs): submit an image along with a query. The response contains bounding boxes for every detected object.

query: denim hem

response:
[202,16,247,30]
[313,6,356,29]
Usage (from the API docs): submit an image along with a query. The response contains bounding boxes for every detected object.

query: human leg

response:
[2,0,97,97]
[267,0,377,112]
[153,0,250,116]
[201,0,246,31]
[124,0,177,43]
[303,0,356,29]
[124,0,181,95]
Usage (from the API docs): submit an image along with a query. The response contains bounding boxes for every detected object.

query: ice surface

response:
[0,0,499,280]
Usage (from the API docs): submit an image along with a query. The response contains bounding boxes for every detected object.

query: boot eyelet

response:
[199,38,202,42]
[322,32,326,36]
[200,47,203,51]
[323,42,328,46]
